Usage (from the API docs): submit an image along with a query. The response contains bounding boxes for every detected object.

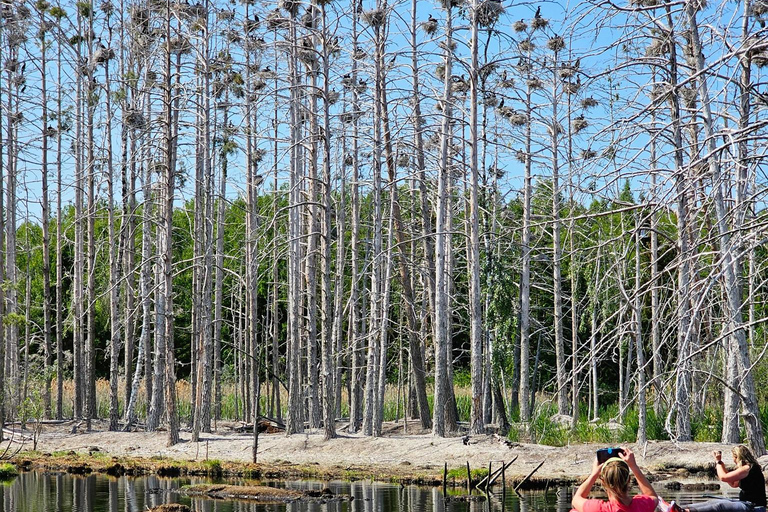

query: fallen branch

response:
[514,460,545,491]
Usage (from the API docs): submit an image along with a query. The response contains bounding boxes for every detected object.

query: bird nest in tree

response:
[518,39,535,52]
[436,63,446,80]
[483,91,499,107]
[326,90,340,105]
[438,39,457,51]
[451,76,469,94]
[344,154,354,167]
[279,0,300,16]
[527,77,542,89]
[630,0,658,6]
[398,153,411,168]
[183,2,207,18]
[354,46,367,60]
[548,121,563,136]
[514,19,527,32]
[251,148,267,163]
[421,17,438,35]
[582,97,598,108]
[125,111,146,130]
[500,78,515,88]
[99,1,114,14]
[681,86,697,108]
[547,35,565,52]
[753,54,768,67]
[475,0,504,27]
[341,111,362,124]
[218,9,235,21]
[266,10,289,29]
[531,16,548,29]
[507,111,528,126]
[571,116,588,133]
[479,62,497,80]
[559,65,576,78]
[646,38,671,56]
[169,37,192,54]
[516,150,527,163]
[440,0,465,9]
[243,18,260,33]
[563,80,580,94]
[362,9,386,27]
[580,148,596,160]
[752,0,768,15]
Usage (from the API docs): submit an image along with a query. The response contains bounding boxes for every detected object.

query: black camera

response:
[596,447,625,464]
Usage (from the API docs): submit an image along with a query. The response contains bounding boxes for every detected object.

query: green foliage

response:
[75,1,91,17]
[0,464,18,480]
[48,6,66,18]
[446,467,488,480]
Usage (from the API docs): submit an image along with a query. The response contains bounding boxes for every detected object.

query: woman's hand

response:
[713,450,722,463]
[619,446,638,469]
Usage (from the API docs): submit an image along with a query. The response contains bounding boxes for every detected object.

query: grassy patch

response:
[0,463,18,479]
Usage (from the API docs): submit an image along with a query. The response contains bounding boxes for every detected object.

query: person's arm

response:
[619,447,658,500]
[713,451,750,487]
[572,458,601,512]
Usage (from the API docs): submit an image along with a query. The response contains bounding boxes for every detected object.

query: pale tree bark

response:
[286,4,304,434]
[103,10,122,432]
[84,0,97,430]
[304,15,321,429]
[432,1,455,437]
[362,5,387,437]
[319,0,336,440]
[38,3,53,420]
[519,52,534,424]
[55,2,64,419]
[406,0,432,429]
[549,44,567,417]
[635,214,647,444]
[685,3,764,454]
[193,6,214,441]
[468,0,484,435]
[663,3,692,441]
[346,5,363,429]
[4,18,20,424]
[160,0,179,446]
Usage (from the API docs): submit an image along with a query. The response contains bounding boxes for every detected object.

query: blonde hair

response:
[601,458,630,495]
[732,445,758,467]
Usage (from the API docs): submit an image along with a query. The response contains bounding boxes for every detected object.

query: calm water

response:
[0,472,743,512]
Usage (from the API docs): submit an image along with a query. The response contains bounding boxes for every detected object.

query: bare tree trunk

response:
[319,1,336,440]
[161,1,179,446]
[685,2,764,454]
[40,5,53,420]
[635,215,647,444]
[468,0,484,435]
[104,14,123,432]
[286,6,304,434]
[433,2,454,437]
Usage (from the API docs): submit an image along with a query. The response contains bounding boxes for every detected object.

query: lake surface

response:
[0,472,743,512]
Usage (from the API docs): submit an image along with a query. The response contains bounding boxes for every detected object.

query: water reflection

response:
[0,471,742,512]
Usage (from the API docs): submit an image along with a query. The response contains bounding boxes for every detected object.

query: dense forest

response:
[0,0,767,454]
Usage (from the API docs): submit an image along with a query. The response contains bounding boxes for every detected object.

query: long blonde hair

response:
[601,458,630,496]
[732,445,758,467]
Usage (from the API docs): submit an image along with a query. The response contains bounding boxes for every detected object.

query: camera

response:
[596,447,625,464]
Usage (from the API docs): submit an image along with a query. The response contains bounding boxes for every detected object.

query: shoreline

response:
[2,420,755,490]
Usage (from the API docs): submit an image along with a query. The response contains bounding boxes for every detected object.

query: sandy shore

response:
[3,420,757,486]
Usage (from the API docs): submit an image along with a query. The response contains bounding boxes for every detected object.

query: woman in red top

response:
[571,447,659,512]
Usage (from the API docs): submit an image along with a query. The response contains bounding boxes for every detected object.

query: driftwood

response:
[515,460,545,491]
[476,457,517,490]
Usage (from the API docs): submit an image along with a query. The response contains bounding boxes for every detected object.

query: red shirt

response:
[581,496,657,512]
